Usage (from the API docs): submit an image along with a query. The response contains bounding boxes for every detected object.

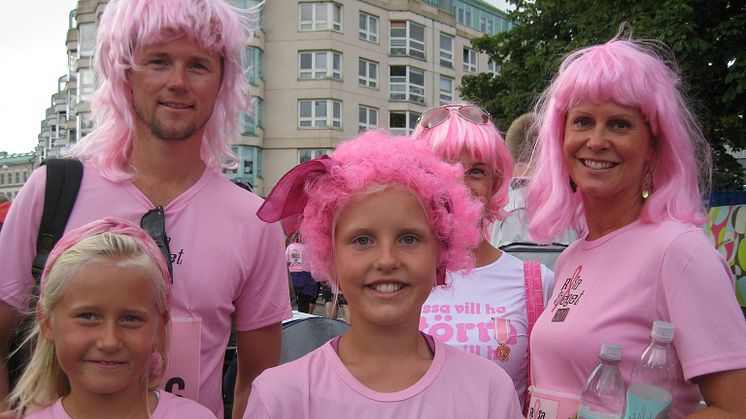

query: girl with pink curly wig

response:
[251,130,522,418]
[68,0,256,181]
[412,103,556,411]
[525,38,746,418]
[10,218,214,418]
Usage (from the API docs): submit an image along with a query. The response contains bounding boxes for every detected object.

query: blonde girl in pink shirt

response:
[9,218,213,418]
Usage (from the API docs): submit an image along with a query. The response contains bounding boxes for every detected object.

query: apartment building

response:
[36,0,512,196]
[0,152,36,199]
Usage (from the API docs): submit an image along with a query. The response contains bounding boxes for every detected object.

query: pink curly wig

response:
[527,39,711,243]
[298,130,482,288]
[411,103,513,224]
[68,0,256,181]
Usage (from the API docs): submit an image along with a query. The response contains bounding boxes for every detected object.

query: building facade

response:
[0,152,36,200]
[36,0,512,196]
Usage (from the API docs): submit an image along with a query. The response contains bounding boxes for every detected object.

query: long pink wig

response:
[298,130,482,287]
[411,103,513,224]
[527,39,711,243]
[69,0,256,181]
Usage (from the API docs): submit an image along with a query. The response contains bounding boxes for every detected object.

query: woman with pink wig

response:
[525,38,746,418]
[9,218,214,418]
[412,103,556,410]
[249,131,523,418]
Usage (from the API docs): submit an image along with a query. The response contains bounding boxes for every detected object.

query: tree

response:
[461,0,746,190]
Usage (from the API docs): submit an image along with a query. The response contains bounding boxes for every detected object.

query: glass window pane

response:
[333,53,340,70]
[300,4,312,21]
[370,109,377,125]
[316,53,327,68]
[300,53,312,69]
[359,14,366,31]
[315,101,327,117]
[390,66,406,77]
[369,63,376,79]
[359,106,366,122]
[390,113,406,128]
[410,23,424,41]
[359,60,366,76]
[299,101,311,117]
[333,101,341,118]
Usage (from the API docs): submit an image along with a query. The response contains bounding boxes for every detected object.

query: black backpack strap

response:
[31,158,83,283]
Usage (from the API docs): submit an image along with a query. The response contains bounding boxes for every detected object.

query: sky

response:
[0,0,510,155]
[0,1,78,154]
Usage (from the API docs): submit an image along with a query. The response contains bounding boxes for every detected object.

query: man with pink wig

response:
[0,1,291,417]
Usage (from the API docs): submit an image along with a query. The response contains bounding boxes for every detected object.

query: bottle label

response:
[623,385,672,419]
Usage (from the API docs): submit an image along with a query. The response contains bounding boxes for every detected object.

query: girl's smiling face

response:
[333,186,437,329]
[42,260,164,399]
[563,100,654,205]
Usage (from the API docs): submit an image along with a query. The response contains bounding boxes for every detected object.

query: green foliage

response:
[460,0,746,190]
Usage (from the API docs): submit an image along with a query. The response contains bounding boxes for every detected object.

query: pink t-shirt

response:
[285,243,310,272]
[0,162,293,417]
[244,334,523,419]
[530,220,746,418]
[420,252,555,408]
[25,390,216,418]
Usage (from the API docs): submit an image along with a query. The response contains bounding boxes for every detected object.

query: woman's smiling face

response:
[563,100,654,204]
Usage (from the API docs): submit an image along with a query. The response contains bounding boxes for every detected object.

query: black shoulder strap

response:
[31,158,84,283]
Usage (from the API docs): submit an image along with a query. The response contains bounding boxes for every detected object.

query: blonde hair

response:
[10,232,170,415]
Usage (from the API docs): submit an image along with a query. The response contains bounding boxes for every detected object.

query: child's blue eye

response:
[353,236,371,246]
[78,312,96,321]
[400,235,419,245]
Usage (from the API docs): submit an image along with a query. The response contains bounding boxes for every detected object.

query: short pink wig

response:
[527,39,711,243]
[411,103,513,224]
[69,0,256,181]
[298,130,482,287]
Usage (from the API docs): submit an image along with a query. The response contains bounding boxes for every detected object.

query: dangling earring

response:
[641,169,654,199]
[569,177,577,193]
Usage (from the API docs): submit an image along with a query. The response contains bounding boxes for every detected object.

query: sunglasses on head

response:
[416,104,491,129]
[140,206,173,281]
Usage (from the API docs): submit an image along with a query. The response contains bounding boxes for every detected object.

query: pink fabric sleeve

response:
[244,386,273,419]
[233,220,292,331]
[659,230,746,381]
[0,167,47,310]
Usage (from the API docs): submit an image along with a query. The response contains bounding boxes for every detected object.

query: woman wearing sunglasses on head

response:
[413,103,556,410]
[525,37,746,418]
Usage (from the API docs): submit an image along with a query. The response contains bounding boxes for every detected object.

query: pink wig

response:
[411,103,513,224]
[527,39,711,243]
[298,130,482,288]
[69,0,256,181]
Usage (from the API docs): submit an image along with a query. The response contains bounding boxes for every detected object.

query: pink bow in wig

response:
[40,217,172,291]
[257,155,337,235]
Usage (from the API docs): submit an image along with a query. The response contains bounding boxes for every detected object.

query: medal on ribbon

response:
[492,317,511,362]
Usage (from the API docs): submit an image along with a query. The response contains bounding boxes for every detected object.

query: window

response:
[479,16,494,34]
[389,111,420,136]
[358,58,378,88]
[487,59,500,76]
[241,46,264,85]
[358,105,378,132]
[0,174,4,184]
[78,23,95,57]
[299,51,342,80]
[298,99,342,128]
[78,69,95,102]
[299,148,333,163]
[299,2,342,32]
[463,48,477,73]
[439,33,453,68]
[15,172,20,184]
[389,66,424,104]
[239,97,264,136]
[359,12,378,43]
[439,76,453,105]
[389,21,425,60]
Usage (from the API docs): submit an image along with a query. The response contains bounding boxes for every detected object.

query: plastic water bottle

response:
[623,321,676,419]
[578,342,626,419]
